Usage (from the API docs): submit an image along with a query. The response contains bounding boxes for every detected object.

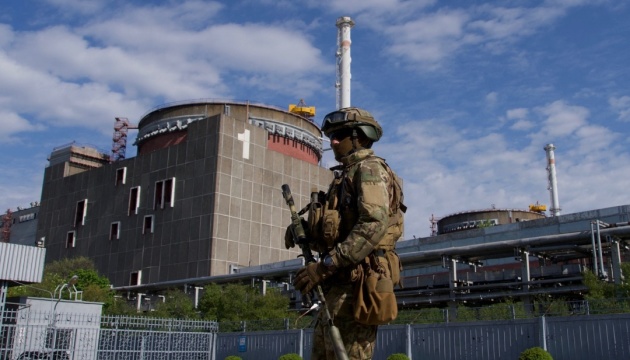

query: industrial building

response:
[1,205,40,247]
[37,100,332,287]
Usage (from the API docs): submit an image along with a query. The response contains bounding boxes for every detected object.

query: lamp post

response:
[53,275,79,301]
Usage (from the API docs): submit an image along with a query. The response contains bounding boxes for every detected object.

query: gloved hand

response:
[293,262,333,294]
[284,225,295,249]
[284,219,309,249]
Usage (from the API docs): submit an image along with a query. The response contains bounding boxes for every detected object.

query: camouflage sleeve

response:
[335,159,391,266]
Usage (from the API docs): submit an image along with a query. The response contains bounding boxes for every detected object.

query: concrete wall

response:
[38,107,332,287]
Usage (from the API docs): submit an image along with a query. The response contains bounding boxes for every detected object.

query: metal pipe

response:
[112,225,630,293]
[590,222,599,276]
[521,250,530,290]
[609,236,623,284]
[336,16,355,109]
[399,225,630,266]
[596,221,606,278]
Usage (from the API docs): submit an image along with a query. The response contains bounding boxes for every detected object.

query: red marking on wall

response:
[267,134,319,165]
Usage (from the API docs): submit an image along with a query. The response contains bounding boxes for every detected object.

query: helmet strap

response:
[351,128,360,153]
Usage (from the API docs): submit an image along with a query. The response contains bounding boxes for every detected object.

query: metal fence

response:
[2,309,630,360]
[217,314,630,360]
[0,311,218,360]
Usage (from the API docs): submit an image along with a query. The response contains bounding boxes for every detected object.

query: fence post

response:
[210,332,217,360]
[299,329,304,358]
[406,324,412,360]
[538,315,547,351]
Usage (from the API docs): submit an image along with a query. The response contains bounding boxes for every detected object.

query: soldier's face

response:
[330,129,354,161]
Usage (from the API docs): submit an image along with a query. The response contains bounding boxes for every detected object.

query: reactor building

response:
[37,100,332,287]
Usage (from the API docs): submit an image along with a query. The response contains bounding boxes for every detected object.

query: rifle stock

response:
[281,184,349,360]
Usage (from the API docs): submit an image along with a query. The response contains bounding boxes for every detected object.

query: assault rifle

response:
[281,184,349,360]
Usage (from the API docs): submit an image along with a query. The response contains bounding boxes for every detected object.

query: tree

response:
[151,289,198,319]
[583,264,630,300]
[198,283,292,322]
[8,257,113,306]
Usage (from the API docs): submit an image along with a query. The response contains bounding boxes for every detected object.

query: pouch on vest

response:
[307,189,326,251]
[352,254,398,325]
[322,177,342,248]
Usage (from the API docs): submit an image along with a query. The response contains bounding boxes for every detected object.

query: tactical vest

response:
[314,155,406,286]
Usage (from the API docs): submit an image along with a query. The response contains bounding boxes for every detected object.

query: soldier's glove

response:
[284,219,309,249]
[293,253,339,294]
[284,225,295,249]
[293,262,334,295]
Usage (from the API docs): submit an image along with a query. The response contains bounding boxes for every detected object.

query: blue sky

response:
[1,0,629,238]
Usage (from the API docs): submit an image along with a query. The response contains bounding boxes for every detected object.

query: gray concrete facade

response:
[38,104,332,287]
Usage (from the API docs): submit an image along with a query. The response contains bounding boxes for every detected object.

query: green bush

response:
[224,356,242,360]
[387,354,410,360]
[278,354,302,360]
[518,347,553,360]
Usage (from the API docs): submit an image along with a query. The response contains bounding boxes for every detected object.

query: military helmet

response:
[321,107,383,142]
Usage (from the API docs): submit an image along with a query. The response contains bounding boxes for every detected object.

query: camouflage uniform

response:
[312,148,398,360]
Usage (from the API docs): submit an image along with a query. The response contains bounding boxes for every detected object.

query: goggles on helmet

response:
[321,111,357,130]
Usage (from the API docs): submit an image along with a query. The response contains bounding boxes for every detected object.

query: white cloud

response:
[609,95,630,122]
[379,95,630,237]
[319,0,435,15]
[0,111,44,143]
[384,10,469,66]
[42,0,107,15]
[0,1,331,142]
[507,108,528,120]
[485,91,498,106]
[536,100,589,138]
[0,49,147,136]
[507,108,533,130]
[380,117,547,232]
[321,1,596,69]
[511,120,534,131]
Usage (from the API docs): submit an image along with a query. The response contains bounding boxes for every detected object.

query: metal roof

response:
[0,242,46,283]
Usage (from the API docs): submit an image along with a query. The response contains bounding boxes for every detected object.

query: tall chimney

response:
[544,144,561,216]
[336,16,354,110]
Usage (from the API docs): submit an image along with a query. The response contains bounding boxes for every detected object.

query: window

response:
[116,167,127,185]
[110,222,121,240]
[74,199,88,227]
[154,178,176,209]
[66,231,76,248]
[224,105,231,115]
[130,270,142,285]
[143,215,154,234]
[128,186,141,215]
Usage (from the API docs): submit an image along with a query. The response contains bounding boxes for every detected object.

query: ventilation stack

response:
[335,16,355,110]
[545,144,561,216]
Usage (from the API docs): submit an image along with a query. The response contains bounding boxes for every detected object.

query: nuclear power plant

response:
[36,100,331,287]
[2,16,630,313]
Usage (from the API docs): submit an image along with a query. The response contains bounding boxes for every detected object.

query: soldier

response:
[289,107,405,360]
